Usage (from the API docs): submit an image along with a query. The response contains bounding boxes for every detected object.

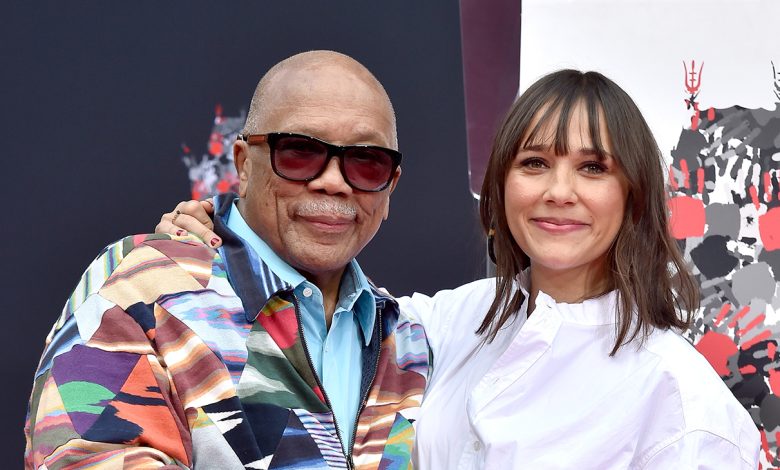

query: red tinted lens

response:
[343,147,394,191]
[273,136,328,180]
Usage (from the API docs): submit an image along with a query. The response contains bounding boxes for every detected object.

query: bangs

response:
[519,88,611,160]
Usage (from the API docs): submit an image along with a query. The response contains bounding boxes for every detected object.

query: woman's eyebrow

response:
[519,144,549,152]
[578,147,613,161]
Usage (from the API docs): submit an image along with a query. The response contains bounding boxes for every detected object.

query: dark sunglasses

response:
[237,132,402,192]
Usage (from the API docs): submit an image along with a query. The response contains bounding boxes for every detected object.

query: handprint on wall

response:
[673,60,780,467]
[181,105,244,200]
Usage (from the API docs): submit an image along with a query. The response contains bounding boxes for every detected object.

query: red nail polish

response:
[176,229,185,236]
[210,238,220,246]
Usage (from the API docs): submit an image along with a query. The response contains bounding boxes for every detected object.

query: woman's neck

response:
[527,263,611,315]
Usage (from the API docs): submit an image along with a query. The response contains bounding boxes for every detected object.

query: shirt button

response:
[302,287,313,297]
[473,441,481,451]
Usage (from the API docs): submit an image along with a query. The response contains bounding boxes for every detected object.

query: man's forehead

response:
[256,77,395,146]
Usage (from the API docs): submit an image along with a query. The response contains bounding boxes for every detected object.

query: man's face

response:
[234,65,400,283]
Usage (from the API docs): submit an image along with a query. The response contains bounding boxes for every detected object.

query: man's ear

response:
[382,166,402,220]
[388,166,402,195]
[234,141,251,197]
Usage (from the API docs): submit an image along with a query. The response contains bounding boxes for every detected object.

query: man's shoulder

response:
[63,234,219,317]
[101,233,216,271]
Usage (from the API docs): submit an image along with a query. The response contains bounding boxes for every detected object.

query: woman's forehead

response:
[521,100,612,155]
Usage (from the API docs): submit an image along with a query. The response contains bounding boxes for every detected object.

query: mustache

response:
[296,199,357,218]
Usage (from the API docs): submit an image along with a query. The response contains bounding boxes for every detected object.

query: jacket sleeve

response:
[25,238,193,469]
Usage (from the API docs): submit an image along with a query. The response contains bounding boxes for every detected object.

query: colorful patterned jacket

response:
[25,202,430,469]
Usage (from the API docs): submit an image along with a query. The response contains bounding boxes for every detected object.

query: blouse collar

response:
[516,269,619,326]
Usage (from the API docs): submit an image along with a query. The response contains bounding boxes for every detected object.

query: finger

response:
[176,200,214,230]
[201,198,216,216]
[168,213,222,248]
[155,218,189,237]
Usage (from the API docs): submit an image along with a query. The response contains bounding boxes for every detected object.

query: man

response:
[25,51,430,469]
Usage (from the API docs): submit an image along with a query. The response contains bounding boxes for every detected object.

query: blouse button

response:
[302,287,313,297]
[473,441,481,451]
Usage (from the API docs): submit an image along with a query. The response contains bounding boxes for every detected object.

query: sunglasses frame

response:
[237,132,402,192]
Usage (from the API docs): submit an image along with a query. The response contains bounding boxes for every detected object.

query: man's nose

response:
[308,156,352,195]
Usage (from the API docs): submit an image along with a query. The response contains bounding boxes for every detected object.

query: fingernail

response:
[210,238,220,246]
[176,229,186,236]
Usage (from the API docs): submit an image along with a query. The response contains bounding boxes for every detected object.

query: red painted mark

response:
[208,132,224,157]
[691,114,699,130]
[759,207,780,251]
[714,303,731,327]
[695,331,737,376]
[741,330,772,350]
[749,185,760,209]
[216,179,231,193]
[737,313,765,337]
[680,159,690,188]
[191,181,207,201]
[697,167,704,194]
[770,370,780,395]
[739,364,757,374]
[765,172,773,202]
[669,165,679,190]
[761,430,771,464]
[769,342,777,360]
[667,196,706,239]
[728,306,751,328]
[707,107,715,121]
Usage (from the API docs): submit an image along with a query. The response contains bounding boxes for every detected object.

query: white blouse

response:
[399,276,759,469]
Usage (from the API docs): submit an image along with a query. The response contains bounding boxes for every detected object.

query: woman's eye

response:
[521,158,547,169]
[582,162,606,174]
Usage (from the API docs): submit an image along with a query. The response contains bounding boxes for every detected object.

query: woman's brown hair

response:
[478,69,699,355]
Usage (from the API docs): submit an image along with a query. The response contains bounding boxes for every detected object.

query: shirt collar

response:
[225,196,376,343]
[515,268,618,326]
[336,259,376,346]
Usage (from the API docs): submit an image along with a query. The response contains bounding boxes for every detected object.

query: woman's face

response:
[504,102,629,281]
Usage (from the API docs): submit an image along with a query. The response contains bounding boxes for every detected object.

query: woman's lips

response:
[531,217,588,234]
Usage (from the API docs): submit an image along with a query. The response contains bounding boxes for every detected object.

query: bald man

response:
[25,51,430,469]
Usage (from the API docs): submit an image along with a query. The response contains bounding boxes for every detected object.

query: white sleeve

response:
[396,292,442,355]
[641,430,760,470]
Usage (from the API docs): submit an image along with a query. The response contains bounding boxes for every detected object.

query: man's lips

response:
[298,214,354,232]
[530,217,589,233]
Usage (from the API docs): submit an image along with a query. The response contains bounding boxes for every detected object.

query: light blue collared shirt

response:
[226,199,376,452]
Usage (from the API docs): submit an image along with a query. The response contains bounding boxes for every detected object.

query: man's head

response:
[233,51,401,286]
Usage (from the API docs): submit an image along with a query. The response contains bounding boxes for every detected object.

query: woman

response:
[160,70,759,468]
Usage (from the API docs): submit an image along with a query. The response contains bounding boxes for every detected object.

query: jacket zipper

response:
[346,308,382,468]
[290,293,356,469]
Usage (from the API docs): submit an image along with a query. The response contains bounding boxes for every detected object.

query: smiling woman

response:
[407,69,761,469]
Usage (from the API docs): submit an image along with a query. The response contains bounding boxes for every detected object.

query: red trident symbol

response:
[684,60,703,96]
[683,60,706,129]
